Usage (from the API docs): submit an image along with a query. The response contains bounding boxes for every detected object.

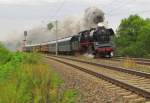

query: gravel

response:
[45,58,125,103]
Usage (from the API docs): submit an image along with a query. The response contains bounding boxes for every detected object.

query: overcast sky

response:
[0,0,150,41]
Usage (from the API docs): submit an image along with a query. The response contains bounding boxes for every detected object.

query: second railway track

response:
[46,55,150,102]
[112,57,150,66]
[49,55,150,79]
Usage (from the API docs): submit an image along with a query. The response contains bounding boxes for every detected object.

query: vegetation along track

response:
[112,57,150,66]
[45,55,150,101]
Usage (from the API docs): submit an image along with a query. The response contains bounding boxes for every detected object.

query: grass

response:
[0,43,11,64]
[61,89,78,103]
[121,57,137,68]
[120,57,150,73]
[0,44,78,103]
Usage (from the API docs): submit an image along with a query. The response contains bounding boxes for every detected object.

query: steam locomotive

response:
[24,24,115,57]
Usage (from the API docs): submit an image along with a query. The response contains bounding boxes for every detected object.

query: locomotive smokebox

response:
[84,6,105,28]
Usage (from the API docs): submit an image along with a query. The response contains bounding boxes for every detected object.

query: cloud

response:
[0,0,53,5]
[0,0,93,5]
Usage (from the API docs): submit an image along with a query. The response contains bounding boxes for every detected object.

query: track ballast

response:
[46,55,150,102]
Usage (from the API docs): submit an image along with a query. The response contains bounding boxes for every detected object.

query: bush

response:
[0,43,11,64]
[115,15,150,58]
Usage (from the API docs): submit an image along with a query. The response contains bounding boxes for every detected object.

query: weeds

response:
[0,44,78,103]
[121,57,137,68]
[61,89,78,103]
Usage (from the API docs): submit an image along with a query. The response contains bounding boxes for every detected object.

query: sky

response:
[0,0,150,41]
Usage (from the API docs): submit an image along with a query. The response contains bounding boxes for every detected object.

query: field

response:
[0,43,78,103]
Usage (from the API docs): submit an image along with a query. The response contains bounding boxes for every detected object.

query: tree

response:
[137,23,150,57]
[115,15,150,58]
[47,22,54,31]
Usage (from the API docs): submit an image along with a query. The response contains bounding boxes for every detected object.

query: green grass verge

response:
[0,45,78,103]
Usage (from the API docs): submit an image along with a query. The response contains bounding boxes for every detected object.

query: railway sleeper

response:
[129,98,146,103]
[46,56,150,100]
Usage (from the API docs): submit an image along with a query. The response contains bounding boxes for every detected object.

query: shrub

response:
[0,43,11,64]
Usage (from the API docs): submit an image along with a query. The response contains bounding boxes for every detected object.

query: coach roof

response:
[58,36,72,42]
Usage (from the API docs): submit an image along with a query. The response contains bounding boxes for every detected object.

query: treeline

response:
[115,15,150,58]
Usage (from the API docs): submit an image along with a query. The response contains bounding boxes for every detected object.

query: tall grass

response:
[0,44,78,103]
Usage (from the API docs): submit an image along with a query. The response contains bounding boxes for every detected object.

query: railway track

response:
[49,55,150,78]
[115,57,150,62]
[46,55,150,102]
[112,57,150,66]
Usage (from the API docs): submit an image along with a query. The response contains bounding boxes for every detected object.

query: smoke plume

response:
[4,6,105,51]
[27,27,55,44]
[27,7,105,45]
[56,7,105,38]
[84,6,105,28]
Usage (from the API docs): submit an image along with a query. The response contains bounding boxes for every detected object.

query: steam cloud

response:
[57,6,105,37]
[4,6,105,51]
[20,6,105,41]
[84,6,105,28]
[27,27,55,44]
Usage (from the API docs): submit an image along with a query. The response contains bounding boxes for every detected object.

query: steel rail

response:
[115,57,150,62]
[112,57,150,66]
[47,55,150,79]
[46,56,150,99]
